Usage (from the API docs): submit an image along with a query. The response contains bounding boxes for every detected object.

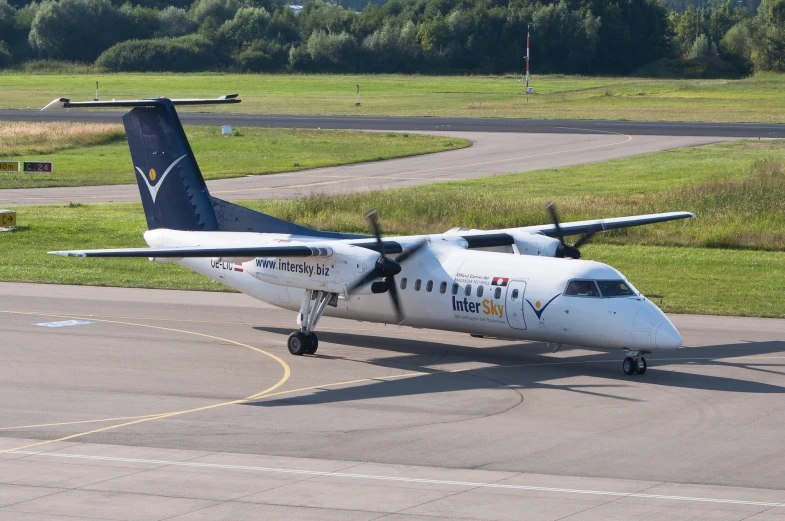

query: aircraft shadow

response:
[248,327,785,408]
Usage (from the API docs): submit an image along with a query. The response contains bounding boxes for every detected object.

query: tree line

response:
[0,0,783,74]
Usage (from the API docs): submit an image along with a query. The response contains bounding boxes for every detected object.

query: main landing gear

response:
[288,290,334,356]
[622,351,649,375]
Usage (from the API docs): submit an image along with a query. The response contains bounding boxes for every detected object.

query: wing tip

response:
[48,251,86,258]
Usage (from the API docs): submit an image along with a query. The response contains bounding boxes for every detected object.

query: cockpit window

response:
[564,280,601,297]
[596,280,635,297]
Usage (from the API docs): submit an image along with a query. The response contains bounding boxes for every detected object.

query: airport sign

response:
[23,161,53,173]
[0,161,19,172]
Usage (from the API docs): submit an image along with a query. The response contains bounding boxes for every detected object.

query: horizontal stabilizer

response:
[41,94,240,111]
[49,244,328,259]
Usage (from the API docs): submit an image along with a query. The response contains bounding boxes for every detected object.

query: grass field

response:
[0,203,782,317]
[2,136,784,317]
[0,123,468,189]
[244,139,785,251]
[2,73,785,123]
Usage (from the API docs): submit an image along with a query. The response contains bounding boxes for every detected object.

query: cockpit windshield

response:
[564,279,637,298]
[596,280,636,297]
[564,280,601,297]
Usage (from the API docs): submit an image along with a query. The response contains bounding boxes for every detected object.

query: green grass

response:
[0,125,468,189]
[0,202,783,317]
[240,139,785,251]
[2,72,785,122]
[2,136,784,318]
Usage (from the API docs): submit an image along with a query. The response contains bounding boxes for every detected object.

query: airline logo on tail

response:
[135,154,187,203]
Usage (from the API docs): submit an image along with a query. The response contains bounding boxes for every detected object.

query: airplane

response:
[44,94,694,376]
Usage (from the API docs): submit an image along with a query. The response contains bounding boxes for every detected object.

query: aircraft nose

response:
[655,320,682,349]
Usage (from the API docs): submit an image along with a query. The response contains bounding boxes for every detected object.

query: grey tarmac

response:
[1,282,784,521]
[0,131,729,206]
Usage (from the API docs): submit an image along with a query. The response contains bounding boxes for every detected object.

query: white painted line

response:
[11,450,785,508]
[33,320,95,328]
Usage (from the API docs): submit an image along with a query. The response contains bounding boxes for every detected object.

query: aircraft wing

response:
[453,211,696,248]
[524,211,696,237]
[49,244,326,258]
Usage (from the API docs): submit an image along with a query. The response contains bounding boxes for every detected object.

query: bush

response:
[29,0,128,62]
[635,56,742,78]
[232,38,288,71]
[95,34,218,72]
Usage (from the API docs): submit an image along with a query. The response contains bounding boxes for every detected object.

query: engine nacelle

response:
[245,242,380,293]
[511,233,562,257]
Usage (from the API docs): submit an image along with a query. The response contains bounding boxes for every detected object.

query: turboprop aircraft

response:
[45,94,693,376]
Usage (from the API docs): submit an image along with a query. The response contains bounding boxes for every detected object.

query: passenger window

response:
[415,279,422,291]
[465,284,472,296]
[494,287,501,299]
[440,282,447,294]
[596,280,635,297]
[452,283,459,295]
[477,285,484,297]
[426,280,433,292]
[400,278,407,290]
[565,280,601,297]
[511,289,519,300]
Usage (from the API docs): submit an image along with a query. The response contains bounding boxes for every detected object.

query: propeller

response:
[347,209,426,324]
[545,202,600,259]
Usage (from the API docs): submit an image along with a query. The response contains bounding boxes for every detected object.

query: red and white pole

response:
[525,25,531,90]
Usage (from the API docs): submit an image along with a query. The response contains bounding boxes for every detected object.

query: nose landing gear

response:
[623,351,649,375]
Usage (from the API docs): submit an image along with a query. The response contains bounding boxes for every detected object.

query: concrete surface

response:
[1,282,784,520]
[0,132,729,206]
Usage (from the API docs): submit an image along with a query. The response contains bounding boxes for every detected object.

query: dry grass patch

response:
[0,121,125,156]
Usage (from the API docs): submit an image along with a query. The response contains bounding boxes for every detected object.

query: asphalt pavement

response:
[1,283,784,520]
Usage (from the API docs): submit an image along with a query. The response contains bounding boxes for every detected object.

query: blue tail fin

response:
[123,99,218,231]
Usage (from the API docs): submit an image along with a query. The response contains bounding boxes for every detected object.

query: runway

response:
[2,282,785,520]
[3,109,785,137]
[0,131,728,206]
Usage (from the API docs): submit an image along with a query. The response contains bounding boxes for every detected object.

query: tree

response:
[749,0,785,70]
[220,6,271,45]
[28,0,126,61]
[155,7,197,38]
[189,0,239,25]
[530,1,600,74]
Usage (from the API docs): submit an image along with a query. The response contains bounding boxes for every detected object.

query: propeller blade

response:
[545,202,566,245]
[394,240,427,264]
[347,267,382,293]
[572,231,596,249]
[365,209,385,256]
[385,275,406,325]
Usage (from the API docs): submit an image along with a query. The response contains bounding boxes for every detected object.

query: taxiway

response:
[1,283,784,520]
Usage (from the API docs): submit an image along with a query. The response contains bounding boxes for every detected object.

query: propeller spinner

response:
[545,202,601,259]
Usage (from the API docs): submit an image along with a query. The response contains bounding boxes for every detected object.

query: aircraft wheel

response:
[636,357,647,375]
[622,356,636,375]
[305,333,318,355]
[288,332,309,356]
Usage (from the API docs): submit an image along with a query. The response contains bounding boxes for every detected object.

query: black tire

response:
[288,331,308,356]
[623,356,636,375]
[305,333,318,355]
[636,357,647,375]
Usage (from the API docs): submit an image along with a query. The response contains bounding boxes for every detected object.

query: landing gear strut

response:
[623,351,649,375]
[288,290,333,356]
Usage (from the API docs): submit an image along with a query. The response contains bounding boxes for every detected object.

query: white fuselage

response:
[146,229,682,352]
